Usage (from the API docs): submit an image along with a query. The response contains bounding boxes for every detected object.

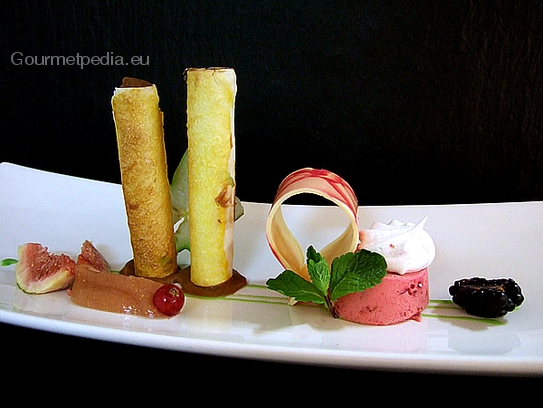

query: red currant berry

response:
[153,284,185,316]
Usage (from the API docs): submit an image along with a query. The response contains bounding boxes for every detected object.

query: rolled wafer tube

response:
[111,77,177,278]
[185,68,237,287]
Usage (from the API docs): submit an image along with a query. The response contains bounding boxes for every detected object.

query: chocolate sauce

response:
[120,77,152,88]
[120,259,247,297]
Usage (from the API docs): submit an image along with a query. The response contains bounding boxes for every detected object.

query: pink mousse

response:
[334,268,429,325]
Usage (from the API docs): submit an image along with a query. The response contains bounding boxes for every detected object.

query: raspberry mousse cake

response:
[334,218,436,325]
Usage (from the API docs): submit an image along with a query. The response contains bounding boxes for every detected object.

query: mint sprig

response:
[266,246,387,318]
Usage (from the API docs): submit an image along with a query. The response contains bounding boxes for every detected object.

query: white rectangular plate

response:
[1,162,542,375]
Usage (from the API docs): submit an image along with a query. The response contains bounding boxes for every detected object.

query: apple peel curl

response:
[265,168,359,281]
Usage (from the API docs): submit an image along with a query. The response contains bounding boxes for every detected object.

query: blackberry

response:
[449,277,524,318]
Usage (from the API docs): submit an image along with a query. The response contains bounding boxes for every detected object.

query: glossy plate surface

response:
[1,162,542,375]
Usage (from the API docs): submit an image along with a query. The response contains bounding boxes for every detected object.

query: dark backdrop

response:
[2,1,542,205]
[1,0,543,384]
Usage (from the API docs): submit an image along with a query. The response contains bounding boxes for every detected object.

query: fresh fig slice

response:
[76,240,110,274]
[15,243,75,294]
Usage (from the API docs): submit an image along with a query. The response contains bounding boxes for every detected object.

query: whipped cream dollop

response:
[358,217,435,274]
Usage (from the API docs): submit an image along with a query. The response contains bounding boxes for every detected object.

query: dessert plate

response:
[1,162,542,375]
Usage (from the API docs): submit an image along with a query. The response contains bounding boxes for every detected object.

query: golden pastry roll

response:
[111,77,177,278]
[185,68,237,287]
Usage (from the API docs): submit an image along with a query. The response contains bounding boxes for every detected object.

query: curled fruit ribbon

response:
[265,168,359,281]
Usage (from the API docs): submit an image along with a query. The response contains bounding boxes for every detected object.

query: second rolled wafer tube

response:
[185,68,237,287]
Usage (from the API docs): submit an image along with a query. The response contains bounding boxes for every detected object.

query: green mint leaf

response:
[266,270,326,305]
[306,246,330,294]
[329,249,387,301]
[1,258,18,267]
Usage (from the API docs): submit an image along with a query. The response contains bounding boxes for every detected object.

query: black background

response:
[1,1,542,385]
[2,1,542,205]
